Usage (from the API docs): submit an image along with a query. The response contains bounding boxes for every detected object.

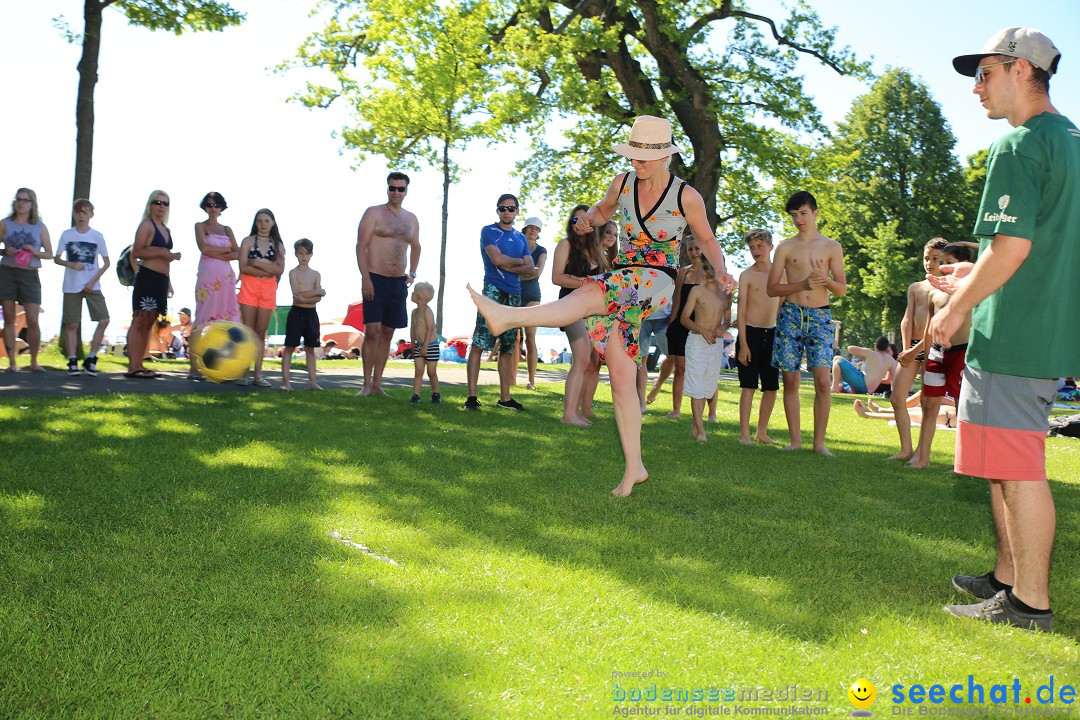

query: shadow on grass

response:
[1,385,1077,716]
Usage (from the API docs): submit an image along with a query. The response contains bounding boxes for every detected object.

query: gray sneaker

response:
[944,590,1053,632]
[952,572,1001,600]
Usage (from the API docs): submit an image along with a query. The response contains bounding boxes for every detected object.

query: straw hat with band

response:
[612,116,683,161]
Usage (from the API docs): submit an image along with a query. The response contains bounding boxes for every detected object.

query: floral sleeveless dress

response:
[194,233,240,326]
[583,171,687,363]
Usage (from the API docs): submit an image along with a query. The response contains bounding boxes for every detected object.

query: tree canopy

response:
[68,0,245,202]
[807,68,972,342]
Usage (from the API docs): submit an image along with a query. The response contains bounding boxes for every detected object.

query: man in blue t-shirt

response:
[931,27,1078,632]
[464,194,534,411]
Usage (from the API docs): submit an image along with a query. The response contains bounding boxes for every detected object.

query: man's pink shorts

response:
[956,366,1056,481]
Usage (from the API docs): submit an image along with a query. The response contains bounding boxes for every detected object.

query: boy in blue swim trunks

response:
[766,191,847,455]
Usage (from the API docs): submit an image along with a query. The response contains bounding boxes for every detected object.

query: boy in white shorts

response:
[680,257,730,442]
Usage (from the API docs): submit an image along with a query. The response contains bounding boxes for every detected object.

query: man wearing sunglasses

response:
[929,27,1078,632]
[356,171,421,396]
[464,194,534,411]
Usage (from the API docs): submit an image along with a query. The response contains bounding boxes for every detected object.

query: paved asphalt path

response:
[0,361,576,400]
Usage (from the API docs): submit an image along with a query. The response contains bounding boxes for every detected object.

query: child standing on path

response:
[680,257,729,443]
[766,191,847,455]
[735,229,781,445]
[54,198,110,376]
[410,281,441,403]
[281,239,324,391]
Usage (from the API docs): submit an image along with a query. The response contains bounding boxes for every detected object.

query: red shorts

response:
[237,275,278,310]
[923,343,966,400]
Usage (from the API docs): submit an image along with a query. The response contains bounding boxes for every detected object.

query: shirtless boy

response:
[680,257,729,443]
[410,281,440,404]
[736,229,781,445]
[888,238,947,459]
[909,244,973,469]
[356,171,421,396]
[832,336,897,394]
[766,191,847,455]
[281,239,326,391]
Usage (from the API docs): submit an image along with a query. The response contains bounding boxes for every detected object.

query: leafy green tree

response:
[496,0,868,247]
[289,0,521,333]
[61,1,245,203]
[809,68,972,343]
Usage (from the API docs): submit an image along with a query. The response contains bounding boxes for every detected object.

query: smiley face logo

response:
[848,678,876,709]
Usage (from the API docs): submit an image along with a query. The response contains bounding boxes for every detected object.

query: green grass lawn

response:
[1,380,1077,719]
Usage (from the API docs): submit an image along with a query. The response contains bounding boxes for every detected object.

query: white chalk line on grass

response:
[329,530,399,566]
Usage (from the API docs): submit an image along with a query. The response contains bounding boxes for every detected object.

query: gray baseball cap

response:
[953,27,1061,77]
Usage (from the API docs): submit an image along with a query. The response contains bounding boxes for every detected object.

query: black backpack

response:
[116,245,137,286]
[1048,413,1080,439]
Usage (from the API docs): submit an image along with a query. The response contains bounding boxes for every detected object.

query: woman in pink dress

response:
[189,191,240,379]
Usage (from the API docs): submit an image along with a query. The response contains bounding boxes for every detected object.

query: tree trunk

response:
[74,0,104,203]
[435,138,450,336]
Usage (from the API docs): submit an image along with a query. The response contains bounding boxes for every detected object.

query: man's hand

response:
[362,276,375,301]
[927,262,974,295]
[717,272,736,293]
[897,347,917,367]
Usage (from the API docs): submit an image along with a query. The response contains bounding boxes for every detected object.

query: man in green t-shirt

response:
[928,27,1079,632]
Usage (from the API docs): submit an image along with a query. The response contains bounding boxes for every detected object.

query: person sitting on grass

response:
[831,336,897,395]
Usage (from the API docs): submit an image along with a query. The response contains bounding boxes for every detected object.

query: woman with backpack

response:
[125,190,180,378]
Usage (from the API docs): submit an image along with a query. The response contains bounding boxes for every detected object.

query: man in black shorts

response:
[356,172,420,396]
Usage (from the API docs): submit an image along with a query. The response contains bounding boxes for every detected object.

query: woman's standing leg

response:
[562,323,592,427]
[2,299,18,370]
[669,356,686,419]
[23,303,42,370]
[524,305,539,389]
[253,307,272,383]
[239,303,257,383]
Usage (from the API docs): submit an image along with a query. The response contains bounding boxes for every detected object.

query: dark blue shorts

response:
[363,272,408,329]
[284,305,321,348]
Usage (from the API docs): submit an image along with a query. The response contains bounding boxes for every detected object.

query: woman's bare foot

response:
[526,382,536,390]
[5,365,17,373]
[739,435,753,445]
[707,414,717,423]
[467,283,511,336]
[691,429,707,443]
[868,399,883,412]
[887,451,914,461]
[665,411,680,420]
[754,434,776,445]
[907,456,929,469]
[813,446,835,457]
[29,365,45,372]
[309,383,323,390]
[280,384,292,391]
[561,414,591,427]
[853,399,869,417]
[612,468,648,497]
[781,443,802,451]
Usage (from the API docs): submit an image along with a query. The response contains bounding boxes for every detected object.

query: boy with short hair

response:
[410,281,441,403]
[766,191,847,455]
[680,257,729,442]
[735,228,781,444]
[54,198,110,376]
[909,244,973,469]
[888,238,947,459]
[281,239,325,391]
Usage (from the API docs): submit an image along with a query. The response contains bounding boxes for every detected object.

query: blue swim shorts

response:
[771,302,833,372]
